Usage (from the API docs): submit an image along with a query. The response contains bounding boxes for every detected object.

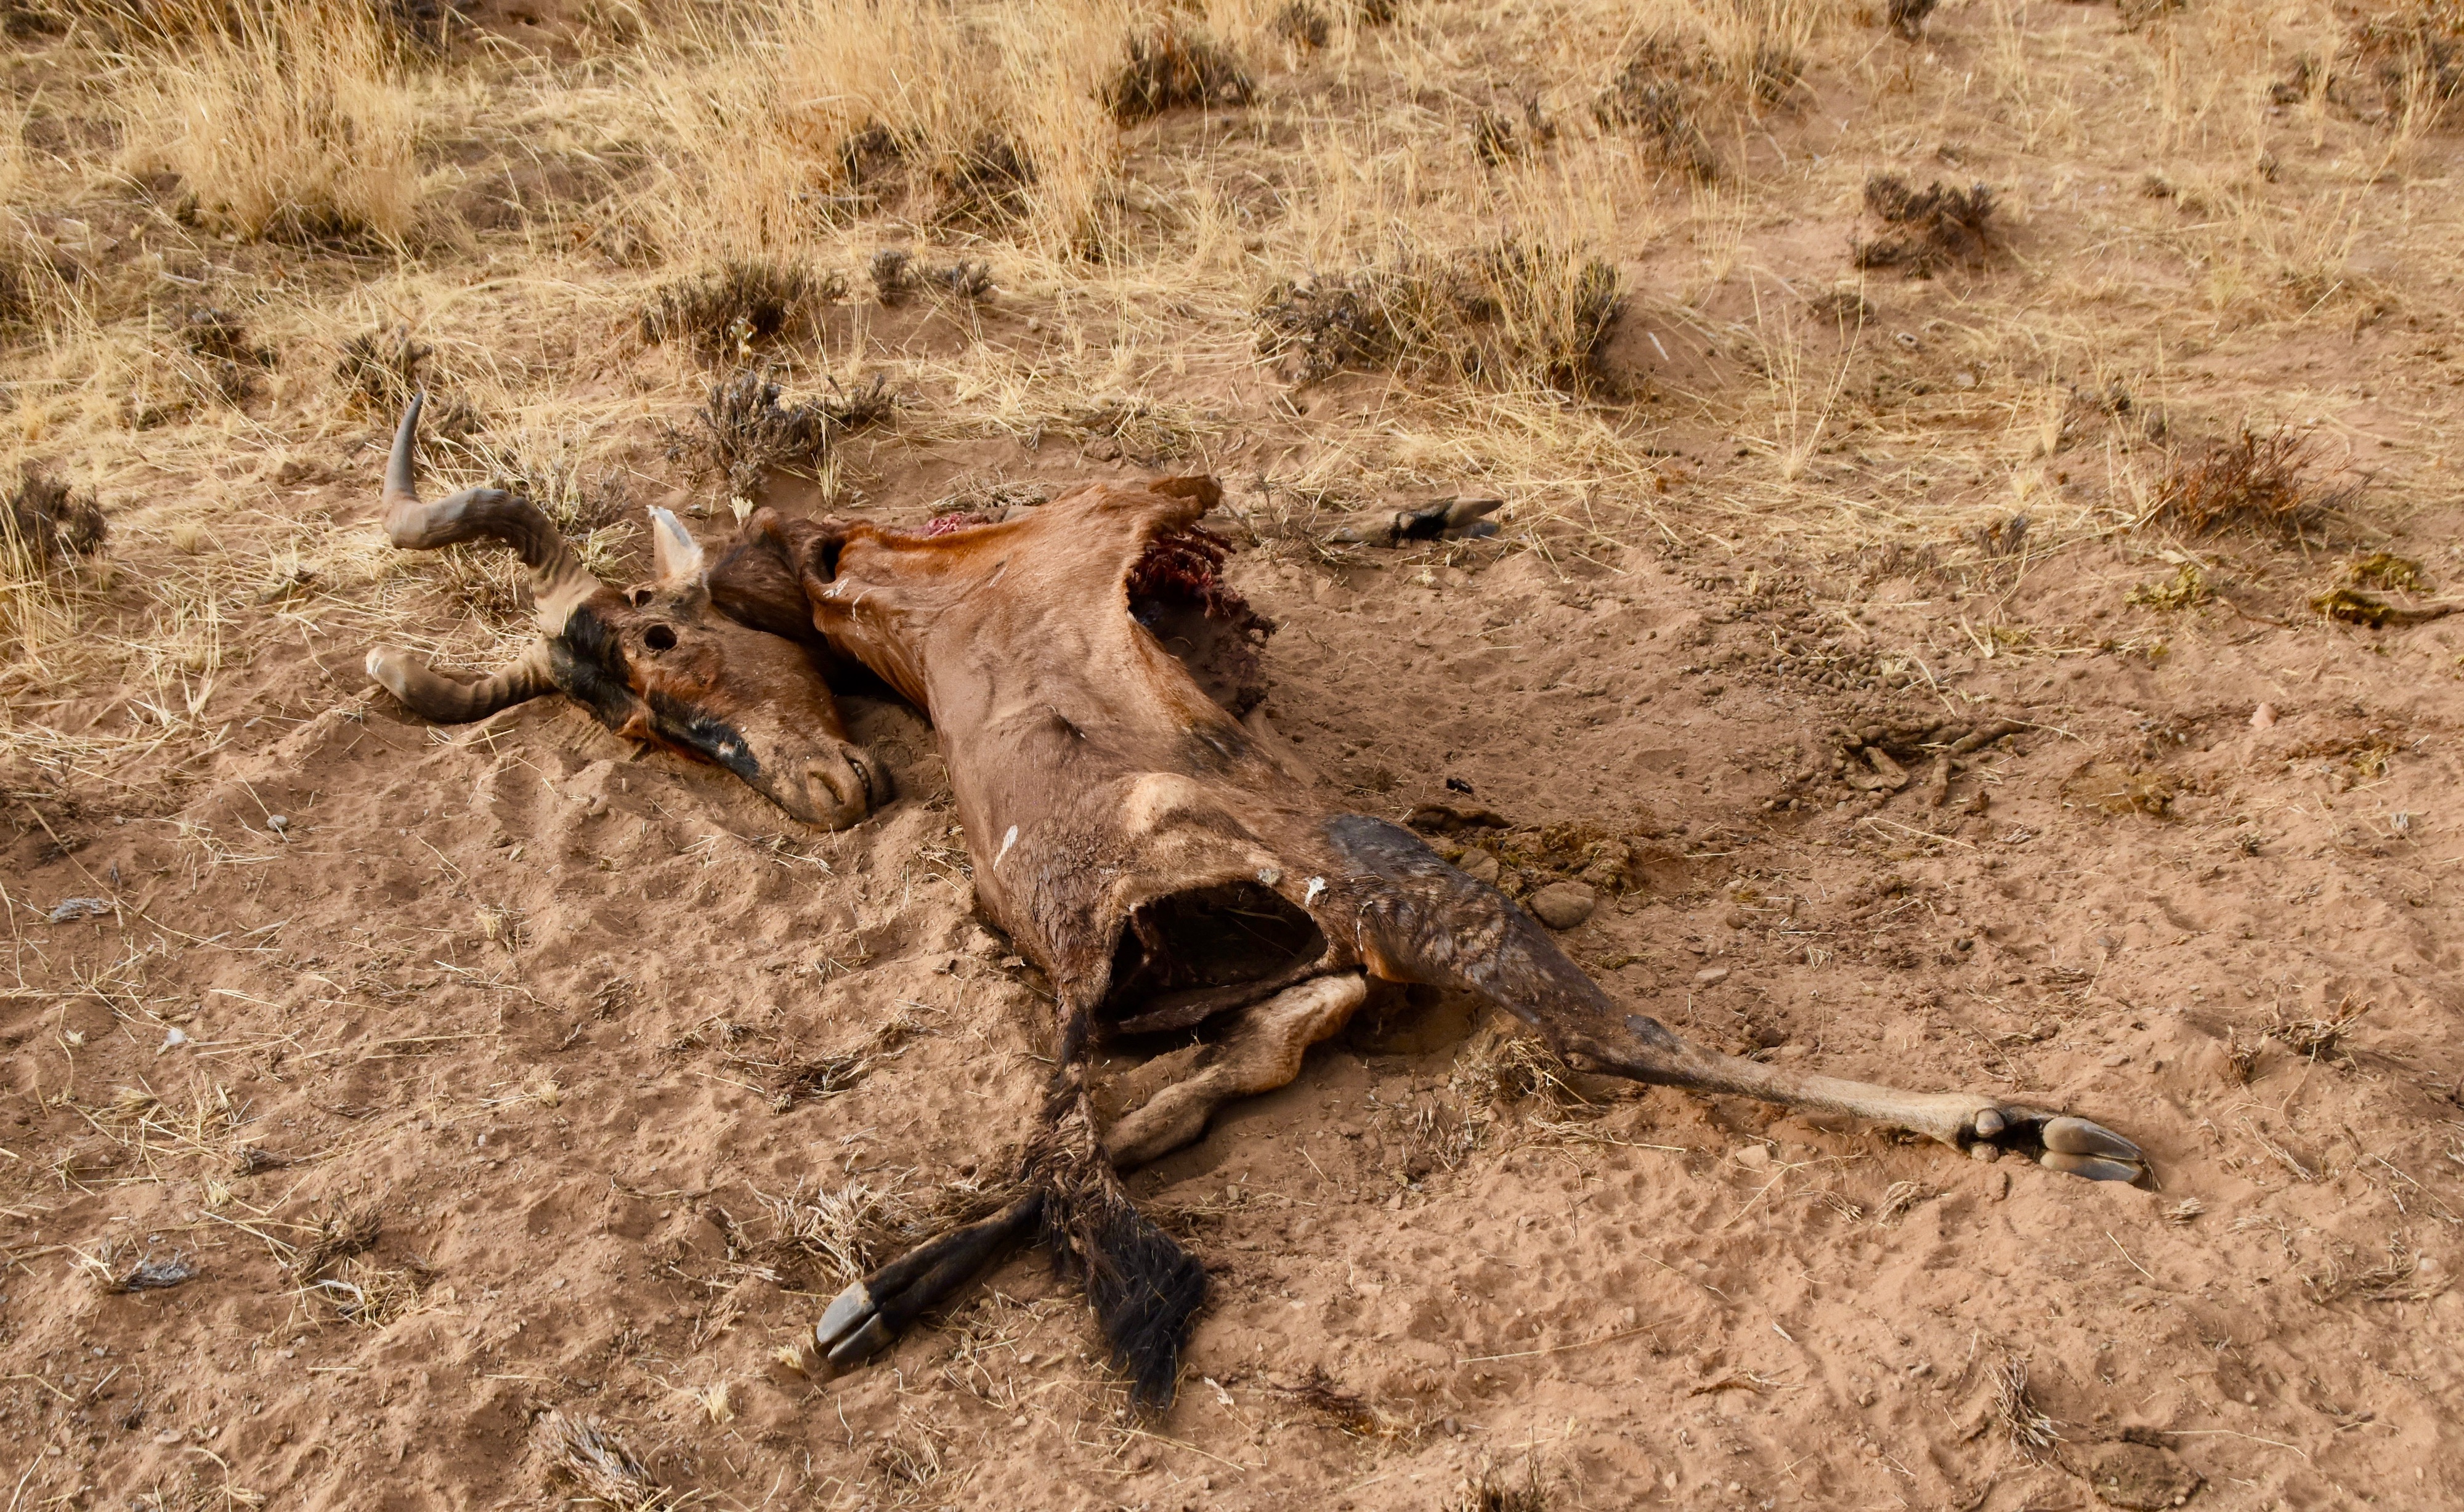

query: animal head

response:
[362,395,888,828]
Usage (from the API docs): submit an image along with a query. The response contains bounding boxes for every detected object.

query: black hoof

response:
[812,1194,1041,1370]
[1971,1107,2148,1184]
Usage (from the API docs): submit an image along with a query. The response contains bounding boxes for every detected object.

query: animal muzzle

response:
[758,743,891,830]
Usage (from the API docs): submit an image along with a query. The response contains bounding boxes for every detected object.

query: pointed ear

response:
[649,507,707,589]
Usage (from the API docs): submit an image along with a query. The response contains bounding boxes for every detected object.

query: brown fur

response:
[719,478,2146,1408]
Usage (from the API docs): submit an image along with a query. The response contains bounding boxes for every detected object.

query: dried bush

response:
[641,259,841,358]
[1257,238,1621,392]
[933,132,1035,229]
[335,326,426,411]
[335,326,479,435]
[1273,1,1330,47]
[4,469,107,567]
[180,306,272,366]
[1887,0,1939,41]
[2147,426,2351,539]
[868,248,994,305]
[686,366,896,498]
[1594,43,1718,179]
[1106,27,1252,123]
[1854,174,1998,274]
[2280,5,2464,126]
[1472,99,1555,164]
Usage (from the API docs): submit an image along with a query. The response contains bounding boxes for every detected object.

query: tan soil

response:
[8,0,2464,1507]
[7,451,2462,1510]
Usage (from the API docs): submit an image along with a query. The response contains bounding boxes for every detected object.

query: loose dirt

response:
[6,441,2461,1510]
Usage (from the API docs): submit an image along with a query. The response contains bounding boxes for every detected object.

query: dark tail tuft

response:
[1031,1093,1207,1408]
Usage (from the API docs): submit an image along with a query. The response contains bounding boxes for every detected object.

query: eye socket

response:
[642,623,679,653]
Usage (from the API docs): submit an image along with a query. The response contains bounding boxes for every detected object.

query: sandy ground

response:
[7,0,2464,1508]
[7,439,2463,1510]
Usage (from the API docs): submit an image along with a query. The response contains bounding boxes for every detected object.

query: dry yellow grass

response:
[0,0,2448,783]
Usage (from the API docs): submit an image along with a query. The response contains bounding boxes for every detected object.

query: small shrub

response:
[870,248,994,305]
[868,248,915,304]
[1887,0,1939,41]
[181,306,273,367]
[1257,239,1620,392]
[686,366,896,498]
[933,134,1035,230]
[1853,174,1999,275]
[1472,99,1555,165]
[1105,28,1252,123]
[642,259,840,358]
[2147,426,2349,539]
[1594,43,1718,179]
[4,469,106,568]
[1255,271,1408,384]
[1273,1,1330,47]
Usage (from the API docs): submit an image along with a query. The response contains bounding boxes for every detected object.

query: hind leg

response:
[811,974,1367,1375]
[1103,973,1368,1168]
[1324,814,2146,1183]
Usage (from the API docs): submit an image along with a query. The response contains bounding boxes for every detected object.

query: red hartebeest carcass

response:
[363,397,887,827]
[704,477,2147,1408]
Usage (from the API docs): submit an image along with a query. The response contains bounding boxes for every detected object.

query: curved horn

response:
[365,641,556,724]
[379,394,601,632]
[648,506,707,590]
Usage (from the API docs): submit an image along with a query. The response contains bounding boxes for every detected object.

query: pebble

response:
[1696,966,1731,985]
[1528,881,1596,929]
[2250,702,2277,730]
[267,815,289,833]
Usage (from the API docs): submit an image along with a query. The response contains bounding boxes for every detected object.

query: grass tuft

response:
[1993,1357,2061,1458]
[113,0,424,245]
[1456,1457,1552,1512]
[540,1410,675,1511]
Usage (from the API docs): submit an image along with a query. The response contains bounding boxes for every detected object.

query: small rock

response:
[267,815,289,833]
[1733,1144,1771,1170]
[2250,702,2277,730]
[47,897,112,924]
[1695,966,1731,985]
[1528,881,1596,930]
[1457,849,1501,885]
